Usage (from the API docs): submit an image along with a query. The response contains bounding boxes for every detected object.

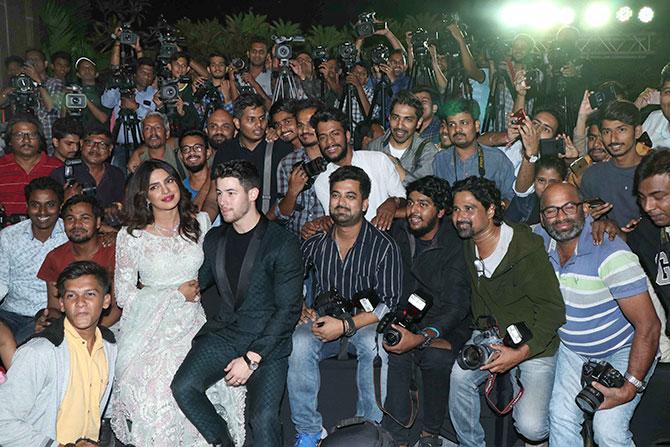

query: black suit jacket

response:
[198,217,303,361]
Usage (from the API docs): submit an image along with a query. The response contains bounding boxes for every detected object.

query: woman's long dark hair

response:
[123,159,201,243]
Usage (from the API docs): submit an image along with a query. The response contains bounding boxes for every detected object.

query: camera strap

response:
[453,143,486,181]
[483,369,524,415]
[372,335,420,428]
[261,141,274,213]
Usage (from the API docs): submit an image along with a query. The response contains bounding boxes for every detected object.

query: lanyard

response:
[453,144,486,182]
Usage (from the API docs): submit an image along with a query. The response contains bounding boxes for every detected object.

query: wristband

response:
[343,314,357,337]
[423,326,441,338]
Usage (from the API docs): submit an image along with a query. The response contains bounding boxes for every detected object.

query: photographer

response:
[51,117,83,162]
[367,91,437,186]
[192,52,237,120]
[21,49,58,147]
[338,61,374,132]
[536,182,659,446]
[101,45,157,169]
[449,176,564,447]
[641,63,670,148]
[233,37,273,107]
[291,50,337,106]
[154,51,199,136]
[383,176,471,447]
[413,86,442,144]
[273,99,326,236]
[493,34,535,121]
[73,57,110,128]
[288,165,402,447]
[50,125,125,224]
[404,32,448,94]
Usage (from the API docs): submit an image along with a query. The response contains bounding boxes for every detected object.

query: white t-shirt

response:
[642,110,670,149]
[388,142,406,160]
[474,223,513,278]
[314,150,406,221]
[498,141,534,197]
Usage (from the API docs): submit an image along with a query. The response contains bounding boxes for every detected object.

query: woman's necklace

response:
[153,221,179,236]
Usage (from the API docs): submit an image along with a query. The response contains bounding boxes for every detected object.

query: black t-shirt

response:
[627,217,670,321]
[211,137,293,212]
[413,235,434,260]
[225,225,256,296]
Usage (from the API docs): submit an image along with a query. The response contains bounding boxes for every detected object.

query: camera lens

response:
[575,385,603,414]
[457,345,487,370]
[383,328,402,346]
[277,44,291,60]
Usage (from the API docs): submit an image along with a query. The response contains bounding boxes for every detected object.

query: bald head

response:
[207,109,235,147]
[540,182,580,209]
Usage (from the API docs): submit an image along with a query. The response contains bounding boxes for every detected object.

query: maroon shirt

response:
[0,152,62,215]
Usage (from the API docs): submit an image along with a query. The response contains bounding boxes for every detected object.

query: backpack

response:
[320,417,398,447]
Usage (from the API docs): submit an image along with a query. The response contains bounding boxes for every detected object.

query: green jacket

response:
[463,222,565,359]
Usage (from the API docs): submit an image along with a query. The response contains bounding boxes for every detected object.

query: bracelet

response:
[343,314,357,337]
[423,326,441,338]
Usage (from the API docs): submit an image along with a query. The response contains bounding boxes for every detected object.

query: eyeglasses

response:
[540,201,583,219]
[180,144,206,154]
[11,131,40,140]
[83,140,111,150]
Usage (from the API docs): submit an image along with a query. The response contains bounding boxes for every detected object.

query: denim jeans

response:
[448,332,555,447]
[287,321,388,434]
[0,308,34,345]
[549,343,658,447]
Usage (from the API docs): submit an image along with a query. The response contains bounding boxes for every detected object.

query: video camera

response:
[7,74,39,114]
[117,23,138,46]
[64,159,97,196]
[338,42,357,71]
[376,292,431,346]
[457,321,532,370]
[108,65,136,98]
[273,35,305,62]
[312,46,329,67]
[354,12,386,39]
[439,13,468,58]
[64,85,87,117]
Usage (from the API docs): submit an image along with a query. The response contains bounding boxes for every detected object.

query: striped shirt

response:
[0,152,63,215]
[535,216,648,358]
[301,219,402,320]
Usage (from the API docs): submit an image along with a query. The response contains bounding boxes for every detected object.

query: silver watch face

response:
[250,362,259,371]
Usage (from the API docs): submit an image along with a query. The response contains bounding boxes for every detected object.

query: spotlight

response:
[638,6,654,23]
[500,3,526,27]
[558,7,576,25]
[616,6,634,22]
[528,2,558,29]
[583,2,611,28]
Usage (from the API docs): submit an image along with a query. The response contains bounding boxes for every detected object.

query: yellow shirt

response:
[56,319,108,444]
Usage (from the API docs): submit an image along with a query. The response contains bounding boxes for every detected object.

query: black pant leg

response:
[245,357,289,446]
[381,350,415,444]
[170,334,238,444]
[417,347,457,435]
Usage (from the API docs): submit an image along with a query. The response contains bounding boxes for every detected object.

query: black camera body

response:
[312,46,329,68]
[370,44,390,66]
[575,360,625,414]
[231,58,247,72]
[8,74,39,114]
[314,290,353,318]
[457,321,532,370]
[64,159,97,196]
[65,84,87,117]
[589,85,618,110]
[355,12,386,38]
[293,156,327,191]
[376,292,431,346]
[118,24,138,46]
[11,73,35,94]
[338,42,357,70]
[109,66,135,98]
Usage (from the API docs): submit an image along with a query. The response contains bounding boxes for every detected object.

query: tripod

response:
[272,61,301,104]
[112,105,143,172]
[409,51,438,90]
[338,66,365,133]
[445,56,473,100]
[367,74,392,126]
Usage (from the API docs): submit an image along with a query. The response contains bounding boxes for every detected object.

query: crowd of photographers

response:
[0,10,669,447]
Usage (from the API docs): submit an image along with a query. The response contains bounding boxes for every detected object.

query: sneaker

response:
[417,434,442,447]
[294,431,323,447]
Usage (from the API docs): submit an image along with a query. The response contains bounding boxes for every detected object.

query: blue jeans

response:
[287,321,388,434]
[0,308,34,345]
[549,343,657,447]
[449,332,555,447]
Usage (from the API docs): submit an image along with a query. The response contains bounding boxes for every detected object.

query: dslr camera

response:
[370,43,390,66]
[312,46,329,68]
[575,360,625,414]
[64,159,97,196]
[355,12,386,39]
[273,35,305,61]
[338,42,357,70]
[314,290,353,318]
[230,58,248,72]
[376,292,431,346]
[457,321,532,370]
[8,73,39,114]
[65,85,87,117]
[292,156,328,192]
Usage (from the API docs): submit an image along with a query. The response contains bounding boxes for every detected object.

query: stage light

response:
[500,3,526,27]
[528,1,558,29]
[583,2,611,28]
[558,7,576,25]
[616,6,634,22]
[638,6,654,23]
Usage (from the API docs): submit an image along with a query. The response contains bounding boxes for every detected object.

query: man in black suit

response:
[171,159,303,446]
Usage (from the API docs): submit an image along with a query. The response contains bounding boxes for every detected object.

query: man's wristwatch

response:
[243,353,260,371]
[525,153,539,163]
[624,372,646,393]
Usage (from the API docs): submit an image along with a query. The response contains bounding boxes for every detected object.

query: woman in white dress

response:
[111,160,245,446]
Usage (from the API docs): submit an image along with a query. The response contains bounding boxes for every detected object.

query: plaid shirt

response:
[194,89,233,128]
[38,77,64,151]
[336,82,374,132]
[420,118,441,145]
[274,148,325,236]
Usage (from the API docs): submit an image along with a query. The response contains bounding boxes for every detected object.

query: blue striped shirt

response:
[534,216,648,358]
[301,220,402,320]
